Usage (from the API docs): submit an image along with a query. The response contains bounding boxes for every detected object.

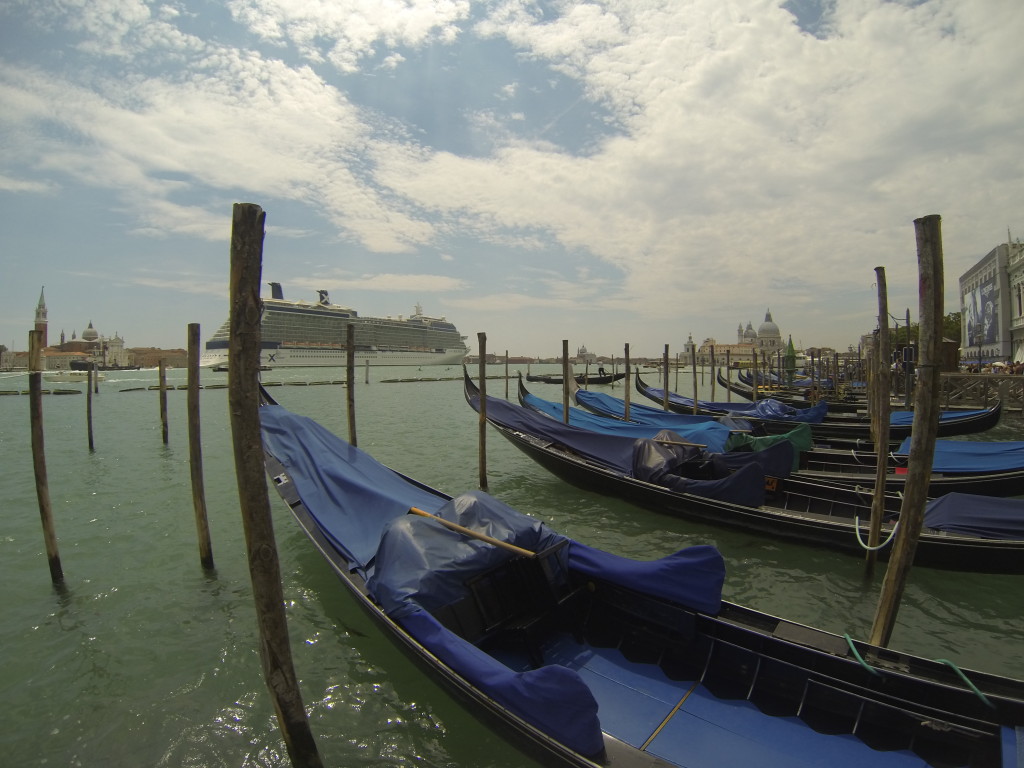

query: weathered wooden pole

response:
[187,323,214,570]
[86,366,95,452]
[478,332,488,491]
[29,329,63,584]
[158,359,169,444]
[725,350,732,403]
[870,215,945,648]
[865,267,891,576]
[346,325,357,446]
[623,343,631,421]
[562,339,570,423]
[227,202,323,767]
[505,350,509,400]
[709,345,717,401]
[662,345,670,411]
[690,345,698,415]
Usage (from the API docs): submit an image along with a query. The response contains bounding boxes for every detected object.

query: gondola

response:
[465,371,1024,573]
[720,369,868,414]
[519,377,1024,497]
[526,372,626,385]
[259,386,1024,768]
[636,373,1003,443]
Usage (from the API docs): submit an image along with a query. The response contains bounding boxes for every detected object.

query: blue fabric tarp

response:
[521,389,733,452]
[474,392,770,506]
[638,380,829,423]
[924,493,1024,539]
[260,404,447,569]
[368,491,567,617]
[399,609,605,756]
[895,438,1024,473]
[890,407,994,427]
[261,399,729,759]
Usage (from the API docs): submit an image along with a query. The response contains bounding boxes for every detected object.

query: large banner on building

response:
[964,275,998,347]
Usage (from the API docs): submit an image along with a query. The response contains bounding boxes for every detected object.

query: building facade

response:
[959,241,1017,365]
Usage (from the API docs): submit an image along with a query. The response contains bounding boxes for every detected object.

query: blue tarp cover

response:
[260,404,447,569]
[890,407,994,427]
[924,493,1024,539]
[895,438,1024,473]
[638,379,830,423]
[474,392,771,505]
[521,389,733,453]
[368,491,567,617]
[260,400,727,758]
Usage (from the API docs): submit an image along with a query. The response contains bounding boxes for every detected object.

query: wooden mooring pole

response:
[562,339,570,423]
[478,332,488,491]
[346,325,357,446]
[187,323,214,570]
[159,359,169,444]
[86,366,95,452]
[870,215,945,648]
[227,202,323,767]
[624,343,631,421]
[29,329,63,584]
[865,267,891,577]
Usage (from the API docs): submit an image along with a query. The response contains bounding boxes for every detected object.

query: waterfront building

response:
[959,239,1019,365]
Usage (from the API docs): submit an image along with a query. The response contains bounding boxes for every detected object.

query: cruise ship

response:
[201,283,468,368]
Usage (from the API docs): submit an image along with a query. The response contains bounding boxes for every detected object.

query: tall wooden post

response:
[158,359,169,444]
[86,367,95,451]
[623,343,631,421]
[227,203,323,767]
[562,340,570,423]
[709,345,716,400]
[29,330,63,584]
[690,345,698,415]
[505,350,509,400]
[346,325,357,446]
[870,216,945,648]
[187,323,214,570]
[661,346,670,411]
[478,333,488,491]
[725,350,732,402]
[865,267,891,576]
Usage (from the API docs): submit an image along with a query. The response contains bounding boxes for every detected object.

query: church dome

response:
[743,322,757,342]
[82,321,99,342]
[757,310,780,339]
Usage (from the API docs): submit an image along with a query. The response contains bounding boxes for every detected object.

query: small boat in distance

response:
[201,282,468,368]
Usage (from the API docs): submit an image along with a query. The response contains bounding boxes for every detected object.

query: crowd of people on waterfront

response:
[961,361,1024,374]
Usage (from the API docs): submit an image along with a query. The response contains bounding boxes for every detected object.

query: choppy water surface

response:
[2,365,1022,767]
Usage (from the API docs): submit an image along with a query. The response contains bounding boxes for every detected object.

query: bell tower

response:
[34,287,48,347]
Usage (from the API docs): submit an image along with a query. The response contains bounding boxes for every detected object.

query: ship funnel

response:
[317,290,330,305]
[268,282,284,300]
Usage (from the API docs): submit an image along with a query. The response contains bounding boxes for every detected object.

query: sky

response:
[1,0,1021,360]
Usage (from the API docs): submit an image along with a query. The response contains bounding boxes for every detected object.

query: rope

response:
[853,517,899,551]
[934,659,997,710]
[843,634,881,676]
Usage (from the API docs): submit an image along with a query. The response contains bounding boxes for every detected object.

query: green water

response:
[2,365,1022,767]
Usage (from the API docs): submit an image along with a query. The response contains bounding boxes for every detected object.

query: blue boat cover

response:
[521,389,733,453]
[890,407,995,427]
[895,438,1024,473]
[639,380,830,423]
[474,392,772,505]
[261,400,728,758]
[260,404,448,570]
[924,493,1024,539]
[368,491,567,617]
[399,609,605,755]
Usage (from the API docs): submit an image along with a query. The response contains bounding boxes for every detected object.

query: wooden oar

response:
[409,507,534,557]
[654,438,707,448]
